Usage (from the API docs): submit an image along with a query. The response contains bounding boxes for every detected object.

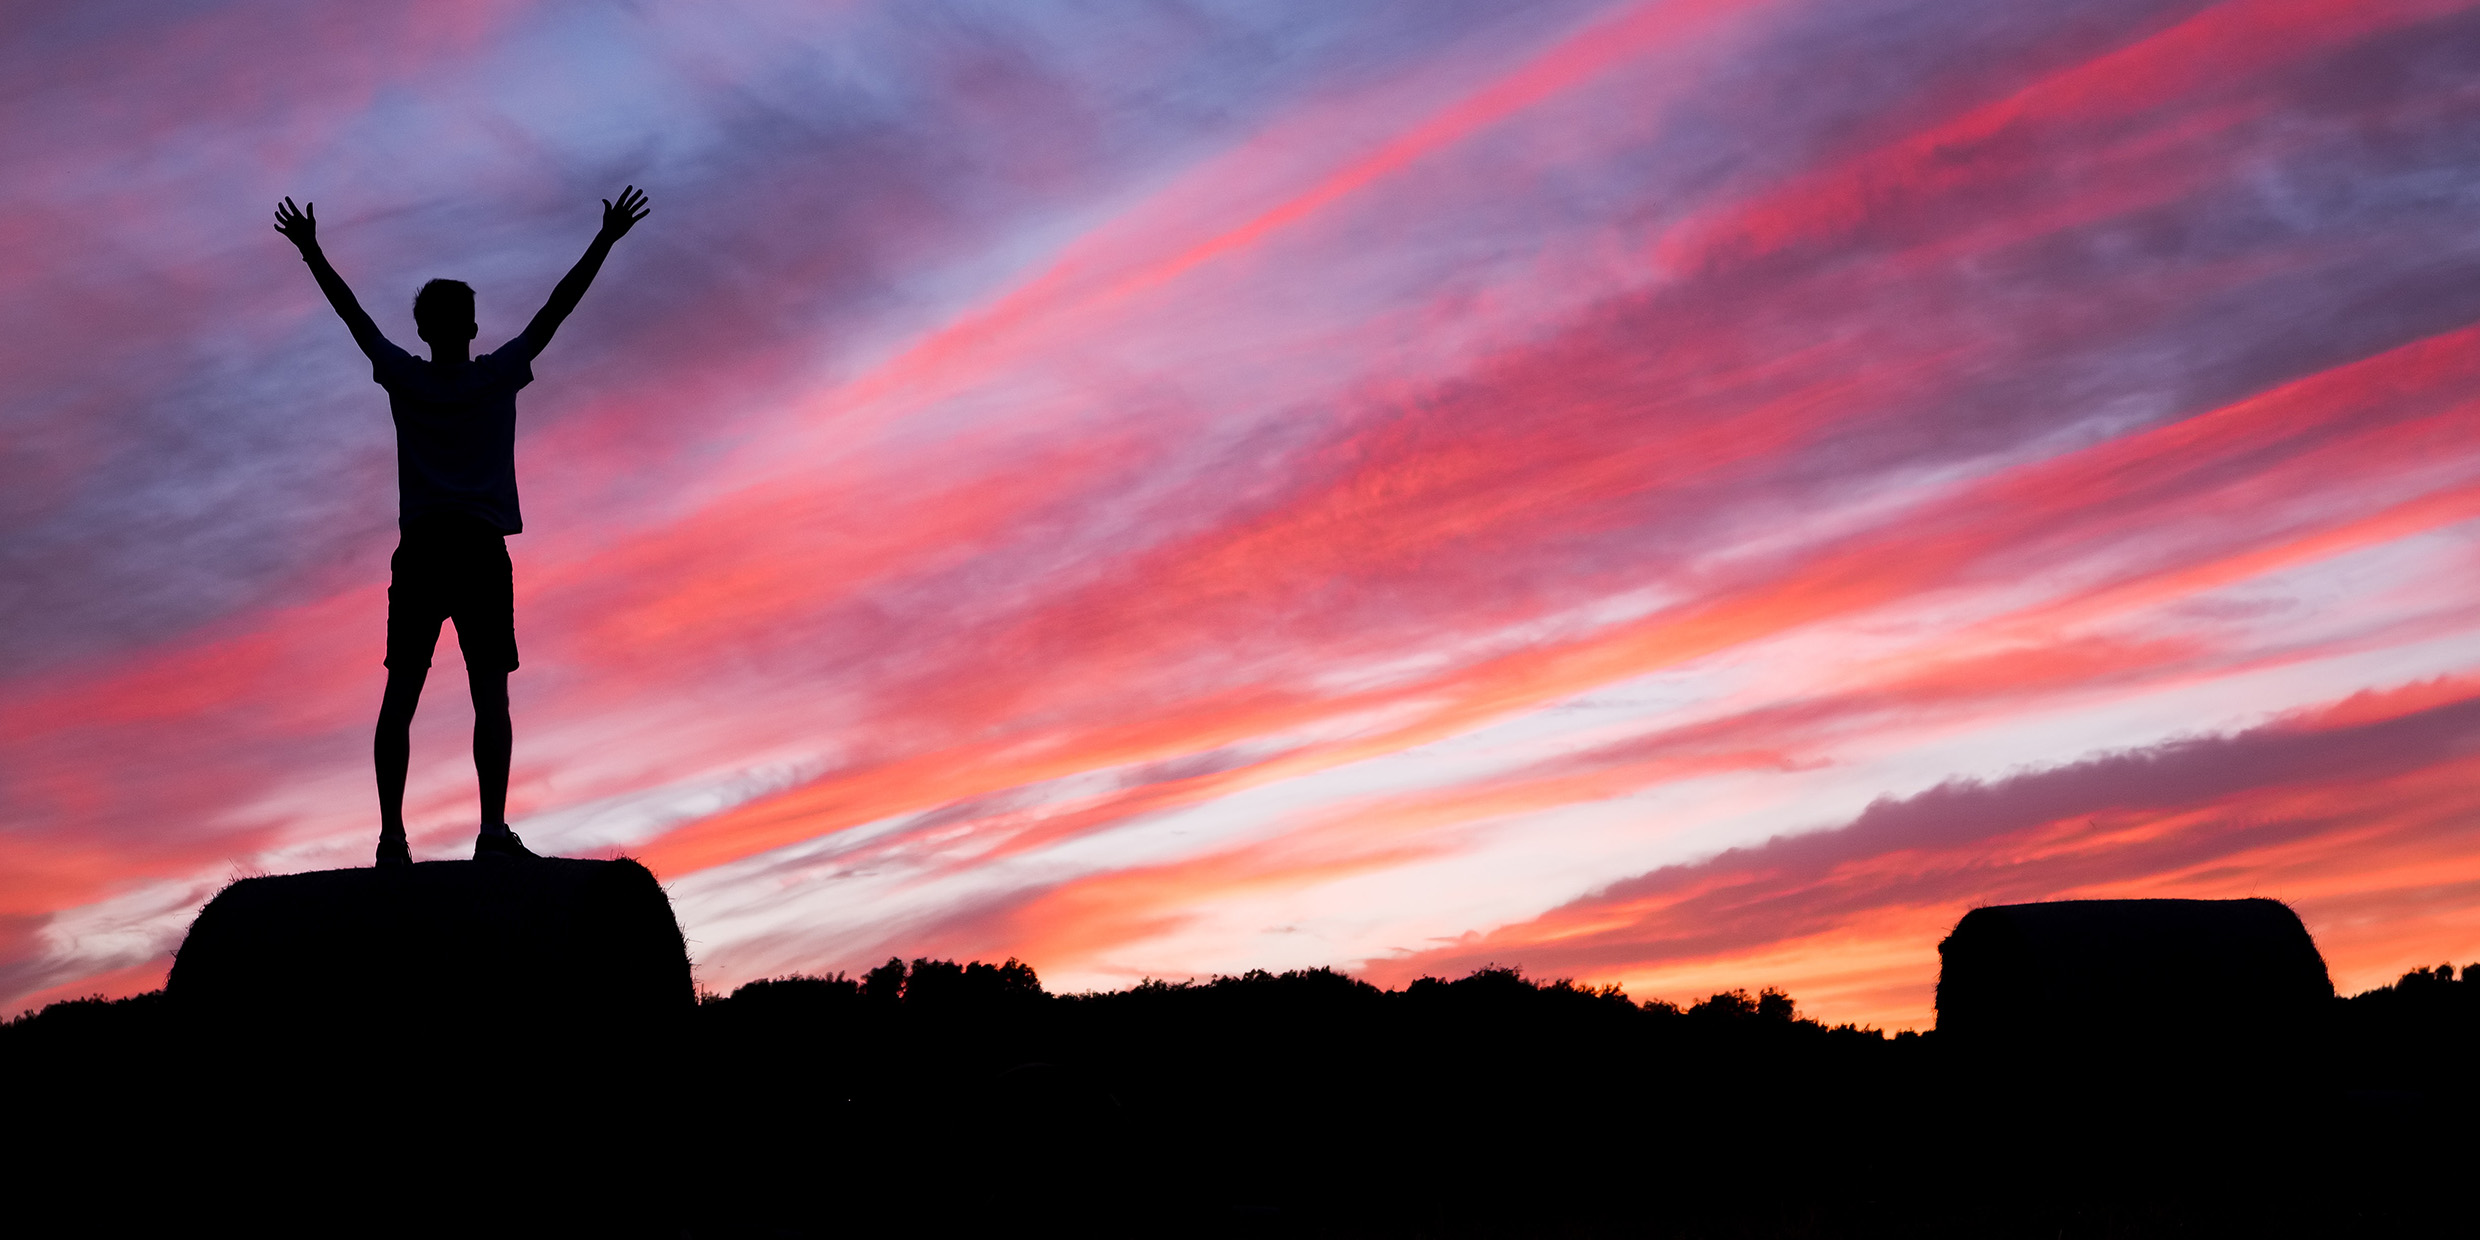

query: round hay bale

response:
[1936,897,2332,1049]
[168,857,691,1051]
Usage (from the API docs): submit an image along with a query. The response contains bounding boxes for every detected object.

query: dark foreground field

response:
[6,957,2474,1236]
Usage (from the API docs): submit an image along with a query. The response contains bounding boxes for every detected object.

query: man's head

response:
[412,279,477,348]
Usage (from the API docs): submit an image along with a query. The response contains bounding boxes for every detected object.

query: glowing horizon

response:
[7,0,2480,1026]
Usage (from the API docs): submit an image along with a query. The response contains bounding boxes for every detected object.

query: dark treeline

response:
[6,960,2476,1236]
[681,958,2477,1236]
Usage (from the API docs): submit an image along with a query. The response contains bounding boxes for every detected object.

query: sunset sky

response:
[6,0,2480,1027]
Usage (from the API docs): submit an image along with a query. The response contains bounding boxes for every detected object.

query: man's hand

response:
[598,185,650,242]
[522,186,650,354]
[276,197,382,356]
[274,197,318,252]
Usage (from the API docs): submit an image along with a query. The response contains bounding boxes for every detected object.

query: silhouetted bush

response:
[0,988,167,1054]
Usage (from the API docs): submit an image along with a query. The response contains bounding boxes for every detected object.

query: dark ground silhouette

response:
[4,863,687,1235]
[7,937,2475,1235]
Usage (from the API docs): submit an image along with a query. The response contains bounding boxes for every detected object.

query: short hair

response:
[412,279,475,332]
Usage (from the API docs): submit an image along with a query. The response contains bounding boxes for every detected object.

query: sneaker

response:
[473,829,542,861]
[376,836,412,867]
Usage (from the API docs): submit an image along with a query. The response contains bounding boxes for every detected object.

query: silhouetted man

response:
[274,187,650,865]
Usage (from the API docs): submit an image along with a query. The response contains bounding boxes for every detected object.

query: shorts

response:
[385,517,518,673]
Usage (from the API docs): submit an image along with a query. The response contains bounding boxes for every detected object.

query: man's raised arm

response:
[519,186,649,356]
[273,198,386,359]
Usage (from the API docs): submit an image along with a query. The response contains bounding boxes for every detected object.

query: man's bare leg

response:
[470,665,511,829]
[375,665,428,863]
[468,667,541,859]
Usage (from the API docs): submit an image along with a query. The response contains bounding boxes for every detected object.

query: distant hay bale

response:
[1936,898,2332,1048]
[168,858,691,1051]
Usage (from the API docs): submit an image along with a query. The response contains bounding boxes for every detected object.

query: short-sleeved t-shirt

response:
[371,334,541,534]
